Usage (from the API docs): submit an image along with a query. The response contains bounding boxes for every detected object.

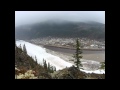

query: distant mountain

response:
[15,21,105,40]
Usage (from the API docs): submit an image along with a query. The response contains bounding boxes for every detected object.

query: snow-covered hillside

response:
[16,40,73,70]
[16,40,105,74]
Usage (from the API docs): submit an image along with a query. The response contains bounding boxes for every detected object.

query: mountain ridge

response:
[15,21,105,40]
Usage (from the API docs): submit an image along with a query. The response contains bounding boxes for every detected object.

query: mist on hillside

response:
[15,11,105,27]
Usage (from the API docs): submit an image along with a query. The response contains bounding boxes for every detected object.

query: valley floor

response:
[45,48,105,62]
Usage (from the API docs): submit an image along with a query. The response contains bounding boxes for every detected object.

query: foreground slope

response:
[15,41,105,79]
[15,45,52,79]
[16,40,105,74]
[51,66,105,79]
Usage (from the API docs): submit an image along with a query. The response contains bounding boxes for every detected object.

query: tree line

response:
[15,41,56,73]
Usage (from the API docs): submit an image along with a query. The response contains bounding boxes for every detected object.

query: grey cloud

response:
[15,11,105,27]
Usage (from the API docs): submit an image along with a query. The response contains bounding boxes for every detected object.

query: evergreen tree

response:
[73,38,83,69]
[48,62,50,72]
[43,59,45,67]
[23,44,27,54]
[53,66,56,71]
[18,44,23,52]
[35,56,38,65]
[43,59,47,70]
[43,59,56,73]
[50,66,53,73]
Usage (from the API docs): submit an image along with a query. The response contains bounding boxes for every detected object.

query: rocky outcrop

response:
[51,66,105,79]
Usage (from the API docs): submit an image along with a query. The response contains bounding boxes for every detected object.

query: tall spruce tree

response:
[35,56,38,65]
[43,59,47,70]
[18,44,23,52]
[50,66,53,73]
[23,44,27,54]
[48,62,50,72]
[73,38,83,69]
[53,66,56,71]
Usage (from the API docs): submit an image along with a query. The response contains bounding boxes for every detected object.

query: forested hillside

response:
[15,21,105,40]
[15,43,54,79]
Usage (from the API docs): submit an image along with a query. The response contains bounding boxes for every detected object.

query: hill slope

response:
[15,21,105,40]
[15,45,52,79]
[15,41,105,79]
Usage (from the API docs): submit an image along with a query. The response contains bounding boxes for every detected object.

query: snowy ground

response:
[16,40,105,74]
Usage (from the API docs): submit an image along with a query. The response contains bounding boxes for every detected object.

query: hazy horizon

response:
[15,11,105,27]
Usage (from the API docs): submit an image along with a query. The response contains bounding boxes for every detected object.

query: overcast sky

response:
[15,11,105,27]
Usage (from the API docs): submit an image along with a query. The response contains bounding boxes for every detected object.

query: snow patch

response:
[80,69,105,74]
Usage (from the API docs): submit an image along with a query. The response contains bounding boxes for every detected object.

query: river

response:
[44,45,105,62]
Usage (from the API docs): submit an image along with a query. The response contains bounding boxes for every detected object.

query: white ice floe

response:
[81,59,101,70]
[16,40,105,74]
[80,69,105,74]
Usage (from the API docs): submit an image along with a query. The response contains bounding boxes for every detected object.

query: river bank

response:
[45,47,105,63]
[27,40,105,51]
[28,41,105,62]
